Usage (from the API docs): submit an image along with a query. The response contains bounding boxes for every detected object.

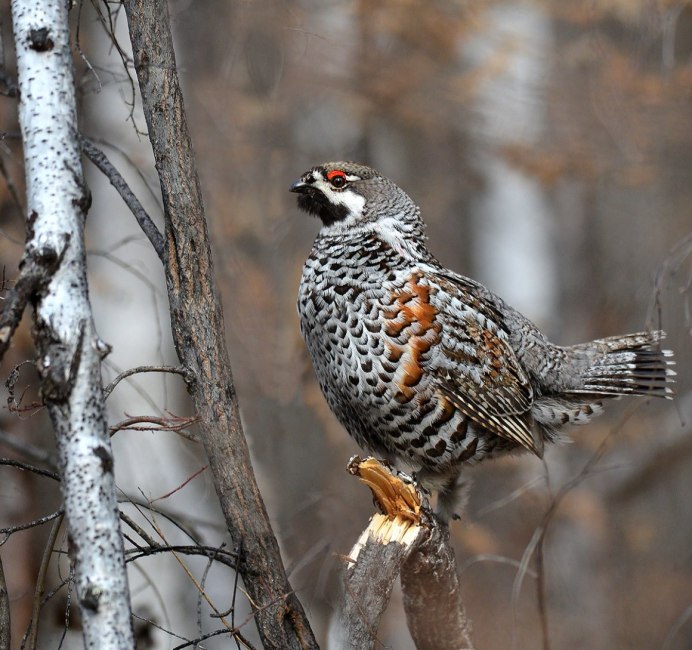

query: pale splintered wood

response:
[345,456,425,565]
[336,456,473,650]
[348,512,421,564]
[347,455,421,519]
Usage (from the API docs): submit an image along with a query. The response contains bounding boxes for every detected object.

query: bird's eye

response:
[327,170,347,189]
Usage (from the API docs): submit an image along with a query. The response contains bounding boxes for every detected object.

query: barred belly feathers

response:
[291,162,675,520]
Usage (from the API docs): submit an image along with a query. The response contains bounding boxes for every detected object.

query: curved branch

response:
[103,364,188,398]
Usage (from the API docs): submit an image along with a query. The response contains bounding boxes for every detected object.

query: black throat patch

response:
[296,188,350,226]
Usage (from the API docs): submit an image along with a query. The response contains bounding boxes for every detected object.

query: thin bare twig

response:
[90,0,143,134]
[171,628,257,650]
[75,1,102,93]
[649,230,692,336]
[150,464,207,503]
[103,364,188,398]
[87,250,167,364]
[535,533,550,650]
[138,495,233,631]
[109,414,200,441]
[170,590,301,650]
[24,514,64,650]
[119,496,210,544]
[119,511,158,549]
[511,402,643,650]
[197,545,221,641]
[0,457,60,482]
[0,510,64,543]
[56,567,74,650]
[125,544,238,569]
[79,136,164,259]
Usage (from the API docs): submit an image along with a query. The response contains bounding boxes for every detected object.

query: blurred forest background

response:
[1,0,691,648]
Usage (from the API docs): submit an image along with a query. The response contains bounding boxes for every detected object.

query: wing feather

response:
[425,270,542,456]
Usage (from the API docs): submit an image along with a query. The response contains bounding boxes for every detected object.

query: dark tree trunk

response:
[122,1,318,648]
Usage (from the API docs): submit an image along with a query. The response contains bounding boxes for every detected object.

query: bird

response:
[291,161,675,520]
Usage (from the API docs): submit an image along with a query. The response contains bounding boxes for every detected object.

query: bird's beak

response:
[289,178,309,193]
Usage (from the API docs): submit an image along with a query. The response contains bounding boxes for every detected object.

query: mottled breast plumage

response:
[292,161,675,519]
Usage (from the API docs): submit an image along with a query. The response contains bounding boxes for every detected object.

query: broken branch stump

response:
[334,457,473,650]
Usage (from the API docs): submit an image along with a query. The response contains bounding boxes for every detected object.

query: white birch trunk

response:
[10,1,134,647]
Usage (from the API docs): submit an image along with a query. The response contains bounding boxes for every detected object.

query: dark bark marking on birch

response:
[80,583,102,612]
[28,28,54,52]
[27,209,38,238]
[93,445,113,473]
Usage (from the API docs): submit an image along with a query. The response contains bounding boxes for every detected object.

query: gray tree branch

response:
[121,1,318,648]
[401,524,474,650]
[79,135,165,261]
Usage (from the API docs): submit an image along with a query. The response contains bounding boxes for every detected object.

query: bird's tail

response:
[566,331,675,399]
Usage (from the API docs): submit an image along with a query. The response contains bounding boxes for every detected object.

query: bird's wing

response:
[382,268,542,456]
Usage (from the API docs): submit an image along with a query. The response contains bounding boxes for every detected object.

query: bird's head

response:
[290,162,422,236]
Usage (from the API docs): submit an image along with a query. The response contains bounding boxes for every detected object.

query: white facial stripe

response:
[314,179,366,216]
[333,186,366,214]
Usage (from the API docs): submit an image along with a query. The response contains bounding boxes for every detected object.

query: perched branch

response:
[335,457,424,648]
[335,457,474,650]
[121,1,317,648]
[10,1,134,646]
[401,523,473,650]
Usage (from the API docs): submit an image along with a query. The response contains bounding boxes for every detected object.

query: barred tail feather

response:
[568,331,675,399]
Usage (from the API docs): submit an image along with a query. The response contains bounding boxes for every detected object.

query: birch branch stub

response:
[334,457,474,650]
